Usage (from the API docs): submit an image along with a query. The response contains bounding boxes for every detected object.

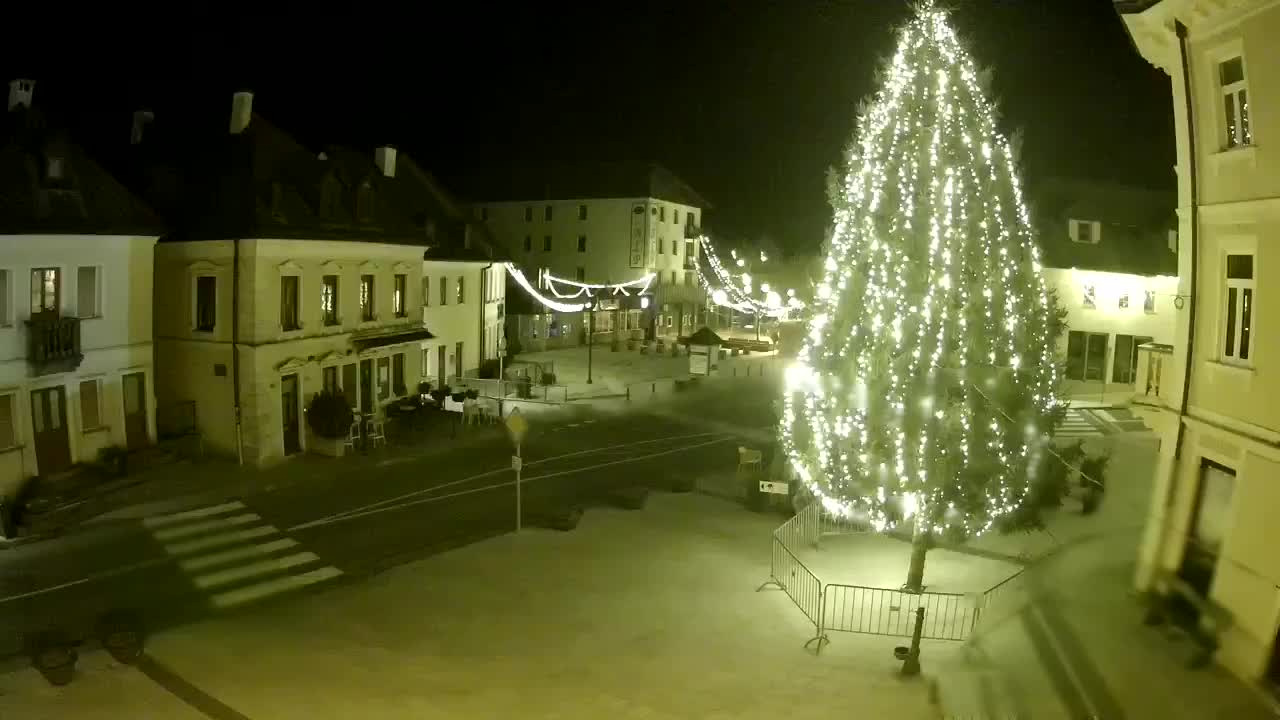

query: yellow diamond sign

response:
[504,407,528,446]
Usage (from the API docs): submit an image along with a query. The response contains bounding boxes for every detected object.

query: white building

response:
[150,94,500,465]
[1032,178,1178,389]
[1118,0,1280,690]
[0,80,161,520]
[473,164,708,349]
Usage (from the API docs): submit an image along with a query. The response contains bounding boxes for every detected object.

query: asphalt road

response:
[0,381,777,663]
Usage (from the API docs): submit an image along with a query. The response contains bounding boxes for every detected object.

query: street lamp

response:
[586,297,596,385]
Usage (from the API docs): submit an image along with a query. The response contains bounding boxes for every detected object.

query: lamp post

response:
[586,298,596,384]
[497,333,506,419]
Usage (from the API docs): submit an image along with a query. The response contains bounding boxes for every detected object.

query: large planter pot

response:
[28,631,77,686]
[308,432,346,457]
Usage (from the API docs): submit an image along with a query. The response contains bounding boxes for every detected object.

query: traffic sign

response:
[505,407,528,445]
[511,455,522,472]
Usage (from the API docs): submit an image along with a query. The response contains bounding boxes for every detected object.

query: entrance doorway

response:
[437,346,446,386]
[1113,335,1154,384]
[31,386,71,475]
[281,373,301,456]
[1066,331,1109,382]
[454,341,463,380]
[359,359,373,415]
[122,372,148,450]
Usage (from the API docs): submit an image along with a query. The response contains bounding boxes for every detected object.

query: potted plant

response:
[541,372,557,386]
[450,390,466,403]
[1079,452,1110,515]
[430,385,451,406]
[465,388,480,400]
[417,381,433,398]
[306,391,355,457]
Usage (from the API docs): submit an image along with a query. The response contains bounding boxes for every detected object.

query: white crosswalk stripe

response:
[144,501,342,610]
[1055,408,1106,440]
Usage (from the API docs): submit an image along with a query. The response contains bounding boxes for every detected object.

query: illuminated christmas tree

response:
[780,3,1065,592]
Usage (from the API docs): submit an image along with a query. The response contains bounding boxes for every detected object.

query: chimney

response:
[8,78,34,111]
[131,109,154,145]
[374,145,397,177]
[229,91,253,134]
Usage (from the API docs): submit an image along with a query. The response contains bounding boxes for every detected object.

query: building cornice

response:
[1117,0,1279,74]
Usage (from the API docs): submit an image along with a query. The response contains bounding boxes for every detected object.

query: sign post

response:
[505,408,529,533]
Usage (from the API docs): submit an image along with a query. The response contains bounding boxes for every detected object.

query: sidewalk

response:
[517,345,783,401]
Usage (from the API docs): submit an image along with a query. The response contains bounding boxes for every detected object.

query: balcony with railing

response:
[26,312,82,376]
[1133,342,1176,409]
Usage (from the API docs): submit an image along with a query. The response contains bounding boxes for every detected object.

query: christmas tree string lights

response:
[780,3,1062,587]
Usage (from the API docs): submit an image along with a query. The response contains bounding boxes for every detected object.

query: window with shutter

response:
[80,379,101,430]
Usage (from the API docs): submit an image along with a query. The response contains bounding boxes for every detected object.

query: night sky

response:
[13,0,1172,255]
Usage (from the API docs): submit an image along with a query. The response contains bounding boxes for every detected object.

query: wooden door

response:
[281,373,301,455]
[31,386,71,474]
[359,360,373,414]
[454,341,463,380]
[437,346,446,386]
[122,372,148,450]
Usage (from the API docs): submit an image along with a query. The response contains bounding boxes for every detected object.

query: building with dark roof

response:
[0,79,163,508]
[472,163,709,350]
[143,91,504,466]
[1031,178,1178,388]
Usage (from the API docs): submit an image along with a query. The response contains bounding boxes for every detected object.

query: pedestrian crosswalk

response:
[1055,408,1106,441]
[143,501,342,611]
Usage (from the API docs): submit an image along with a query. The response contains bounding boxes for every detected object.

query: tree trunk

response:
[903,516,929,593]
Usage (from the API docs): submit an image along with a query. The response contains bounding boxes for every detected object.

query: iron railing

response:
[26,312,82,375]
[449,376,569,404]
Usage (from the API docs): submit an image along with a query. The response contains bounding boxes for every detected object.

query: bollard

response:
[900,606,925,676]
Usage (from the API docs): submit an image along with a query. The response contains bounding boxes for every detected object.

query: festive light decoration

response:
[780,4,1063,552]
[694,235,804,319]
[505,264,653,312]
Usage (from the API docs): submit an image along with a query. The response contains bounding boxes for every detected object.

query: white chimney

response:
[230,91,253,134]
[374,145,397,178]
[131,109,154,145]
[8,79,34,111]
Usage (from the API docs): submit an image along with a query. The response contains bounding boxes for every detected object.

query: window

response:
[0,269,9,326]
[440,277,449,306]
[195,276,216,331]
[422,276,430,308]
[670,270,677,285]
[280,275,300,330]
[322,275,339,326]
[394,274,407,317]
[523,235,533,252]
[342,363,357,411]
[480,207,489,221]
[658,238,665,254]
[1082,283,1096,309]
[1118,293,1129,310]
[360,274,375,321]
[80,379,102,431]
[576,267,586,282]
[1070,219,1100,244]
[659,206,666,222]
[1219,56,1252,149]
[674,209,680,225]
[323,366,339,394]
[0,394,15,449]
[377,356,390,400]
[577,235,587,252]
[672,240,678,255]
[543,236,552,252]
[77,266,100,318]
[456,276,465,304]
[393,353,406,395]
[578,204,588,220]
[1144,290,1156,314]
[544,205,553,221]
[524,206,533,222]
[31,267,59,314]
[1223,253,1254,363]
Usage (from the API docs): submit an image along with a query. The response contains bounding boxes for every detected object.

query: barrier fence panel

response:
[973,567,1028,638]
[759,536,827,649]
[776,501,820,550]
[450,376,569,404]
[822,584,977,642]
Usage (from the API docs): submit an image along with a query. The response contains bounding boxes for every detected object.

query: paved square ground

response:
[0,494,938,719]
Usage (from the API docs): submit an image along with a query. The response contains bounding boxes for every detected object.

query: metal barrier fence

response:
[763,501,1024,652]
[822,584,977,642]
[449,376,570,404]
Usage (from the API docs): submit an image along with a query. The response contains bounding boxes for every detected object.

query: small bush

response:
[465,389,480,400]
[306,391,355,439]
[417,381,433,396]
[450,391,466,403]
[430,386,451,405]
[1079,452,1110,515]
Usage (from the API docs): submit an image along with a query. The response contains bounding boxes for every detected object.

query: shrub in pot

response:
[478,359,501,379]
[541,372,557,386]
[306,391,355,439]
[1079,452,1110,515]
[417,381,433,397]
[465,389,480,400]
[430,386,451,405]
[451,391,466,403]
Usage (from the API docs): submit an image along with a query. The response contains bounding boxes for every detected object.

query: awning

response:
[352,327,436,351]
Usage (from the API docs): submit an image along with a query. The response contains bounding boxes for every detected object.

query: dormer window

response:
[1069,219,1100,245]
[356,179,375,222]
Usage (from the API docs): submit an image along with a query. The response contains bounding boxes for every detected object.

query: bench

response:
[1144,571,1231,669]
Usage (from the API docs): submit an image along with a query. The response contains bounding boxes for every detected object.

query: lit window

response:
[360,274,375,321]
[1223,253,1254,364]
[1082,284,1096,309]
[394,274,407,317]
[1070,219,1099,244]
[1220,56,1252,149]
[1118,293,1129,310]
[322,275,339,325]
[1144,290,1156,314]
[456,276,465,304]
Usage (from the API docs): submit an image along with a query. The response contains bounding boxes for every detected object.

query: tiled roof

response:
[1031,178,1176,277]
[466,162,711,209]
[379,152,509,263]
[0,106,162,236]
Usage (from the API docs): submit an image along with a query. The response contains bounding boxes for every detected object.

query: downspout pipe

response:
[1174,18,1199,461]
[232,236,244,466]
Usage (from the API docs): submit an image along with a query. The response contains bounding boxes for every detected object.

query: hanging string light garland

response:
[694,235,804,319]
[505,263,654,312]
